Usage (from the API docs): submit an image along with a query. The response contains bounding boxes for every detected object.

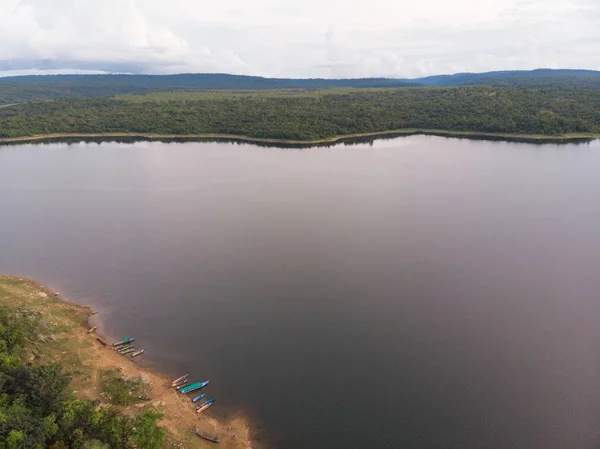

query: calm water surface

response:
[2,136,600,448]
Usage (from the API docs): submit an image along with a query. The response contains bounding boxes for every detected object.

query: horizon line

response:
[1,67,599,81]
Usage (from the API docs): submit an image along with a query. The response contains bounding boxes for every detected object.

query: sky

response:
[0,0,598,78]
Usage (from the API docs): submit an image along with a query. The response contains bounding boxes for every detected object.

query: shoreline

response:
[0,129,598,146]
[0,275,256,449]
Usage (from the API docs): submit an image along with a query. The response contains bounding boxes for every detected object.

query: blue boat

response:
[192,393,206,403]
[196,397,215,413]
[180,381,209,394]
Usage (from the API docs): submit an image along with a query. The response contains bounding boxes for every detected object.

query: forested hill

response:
[0,74,417,105]
[2,69,600,105]
[2,87,600,141]
[417,69,600,88]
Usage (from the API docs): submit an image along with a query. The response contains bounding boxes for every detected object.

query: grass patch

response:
[99,369,150,406]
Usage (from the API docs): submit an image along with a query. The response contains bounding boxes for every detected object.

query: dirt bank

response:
[0,275,256,449]
[0,129,598,146]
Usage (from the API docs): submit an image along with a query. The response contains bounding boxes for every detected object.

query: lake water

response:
[2,136,600,449]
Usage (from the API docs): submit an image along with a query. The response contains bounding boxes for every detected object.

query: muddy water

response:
[2,136,600,448]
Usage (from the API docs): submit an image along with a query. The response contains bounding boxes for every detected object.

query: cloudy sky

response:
[0,0,598,78]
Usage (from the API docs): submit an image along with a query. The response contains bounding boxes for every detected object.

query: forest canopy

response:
[1,86,600,140]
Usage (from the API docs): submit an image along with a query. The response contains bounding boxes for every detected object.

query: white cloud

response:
[0,0,598,78]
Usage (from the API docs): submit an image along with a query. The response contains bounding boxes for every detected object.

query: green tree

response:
[5,365,71,415]
[130,412,165,449]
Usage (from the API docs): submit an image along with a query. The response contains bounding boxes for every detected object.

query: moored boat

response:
[196,397,215,414]
[131,349,144,357]
[120,348,135,355]
[193,429,220,443]
[180,381,209,394]
[173,379,188,388]
[113,337,135,347]
[96,337,108,346]
[87,326,97,334]
[171,374,189,386]
[116,344,133,352]
[191,393,206,403]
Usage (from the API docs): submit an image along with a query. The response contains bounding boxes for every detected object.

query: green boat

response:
[113,337,135,347]
[179,381,209,394]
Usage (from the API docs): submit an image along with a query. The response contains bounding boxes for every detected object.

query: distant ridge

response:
[0,74,418,104]
[1,69,600,104]
[414,68,600,88]
[0,72,420,89]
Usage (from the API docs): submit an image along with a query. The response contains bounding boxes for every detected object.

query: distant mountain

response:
[0,74,418,104]
[2,69,600,105]
[413,69,600,88]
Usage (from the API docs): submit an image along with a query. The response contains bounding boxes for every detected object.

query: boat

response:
[180,381,209,394]
[176,383,189,391]
[179,381,203,393]
[171,374,189,386]
[193,429,221,443]
[191,393,206,403]
[96,337,108,346]
[112,337,135,347]
[117,345,135,353]
[120,348,135,355]
[87,326,97,334]
[131,349,144,357]
[196,397,215,414]
[116,344,133,352]
[173,379,188,388]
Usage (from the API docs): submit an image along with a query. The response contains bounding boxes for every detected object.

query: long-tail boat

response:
[173,379,188,388]
[131,349,144,357]
[120,348,135,355]
[191,393,206,403]
[180,381,209,394]
[112,337,135,347]
[171,374,189,386]
[196,397,215,414]
[116,344,133,353]
[193,429,220,443]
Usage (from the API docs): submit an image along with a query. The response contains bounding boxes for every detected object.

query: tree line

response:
[1,86,600,141]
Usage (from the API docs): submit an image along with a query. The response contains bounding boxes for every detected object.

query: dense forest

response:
[2,69,600,105]
[1,86,600,140]
[0,307,165,449]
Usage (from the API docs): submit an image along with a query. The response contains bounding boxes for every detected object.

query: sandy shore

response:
[0,129,597,146]
[0,275,257,449]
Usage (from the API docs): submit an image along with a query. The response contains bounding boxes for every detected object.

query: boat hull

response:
[113,338,135,347]
[194,430,220,443]
[192,393,206,403]
[171,374,189,386]
[196,397,215,413]
[196,402,213,414]
[180,381,208,394]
